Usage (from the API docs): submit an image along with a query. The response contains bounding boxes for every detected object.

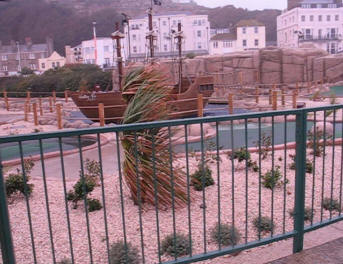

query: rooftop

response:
[0,43,49,54]
[210,33,236,41]
[133,11,198,20]
[236,19,265,27]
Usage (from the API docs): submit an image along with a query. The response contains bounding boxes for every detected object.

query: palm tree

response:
[120,65,188,208]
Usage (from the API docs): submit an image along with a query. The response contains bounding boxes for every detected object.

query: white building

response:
[65,37,126,69]
[123,11,211,61]
[209,20,266,55]
[38,51,66,72]
[277,0,343,54]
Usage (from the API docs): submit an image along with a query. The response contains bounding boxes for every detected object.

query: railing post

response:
[64,90,69,103]
[197,94,203,117]
[98,103,105,127]
[255,86,259,104]
[49,97,53,113]
[52,90,56,104]
[293,110,307,253]
[272,90,277,110]
[39,97,43,116]
[228,93,233,114]
[4,91,9,111]
[33,102,38,126]
[0,155,16,264]
[56,104,62,129]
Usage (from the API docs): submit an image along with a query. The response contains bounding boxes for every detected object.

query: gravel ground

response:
[4,141,343,264]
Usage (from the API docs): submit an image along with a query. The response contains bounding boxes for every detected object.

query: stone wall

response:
[160,47,333,86]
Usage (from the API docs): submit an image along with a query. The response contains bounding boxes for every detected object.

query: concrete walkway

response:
[270,237,343,264]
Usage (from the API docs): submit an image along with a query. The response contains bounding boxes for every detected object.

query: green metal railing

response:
[0,105,343,263]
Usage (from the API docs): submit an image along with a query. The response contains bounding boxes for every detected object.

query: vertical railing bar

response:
[293,110,307,253]
[168,126,177,261]
[283,115,287,234]
[340,109,343,216]
[320,111,327,222]
[151,134,162,263]
[115,132,129,262]
[258,118,262,240]
[19,141,37,264]
[96,133,111,263]
[58,138,75,263]
[38,139,56,263]
[311,112,317,226]
[244,118,248,244]
[0,149,16,264]
[200,122,207,253]
[271,116,275,238]
[215,122,221,250]
[230,120,235,244]
[184,125,193,257]
[77,136,93,264]
[329,110,336,220]
[133,132,145,264]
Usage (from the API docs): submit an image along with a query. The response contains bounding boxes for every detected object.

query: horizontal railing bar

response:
[1,105,343,144]
[304,216,343,233]
[163,232,296,264]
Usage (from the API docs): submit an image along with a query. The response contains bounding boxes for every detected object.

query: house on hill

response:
[209,19,266,55]
[38,51,66,72]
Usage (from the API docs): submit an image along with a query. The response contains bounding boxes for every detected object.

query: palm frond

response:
[120,64,188,208]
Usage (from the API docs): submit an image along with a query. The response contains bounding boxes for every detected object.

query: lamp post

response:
[16,41,21,73]
[122,13,131,61]
[111,23,125,92]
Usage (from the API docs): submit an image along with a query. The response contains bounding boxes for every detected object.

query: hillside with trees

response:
[0,0,280,55]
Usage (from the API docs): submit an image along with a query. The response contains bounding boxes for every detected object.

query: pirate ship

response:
[71,2,214,124]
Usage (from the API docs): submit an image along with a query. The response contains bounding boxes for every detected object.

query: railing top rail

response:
[1,104,342,144]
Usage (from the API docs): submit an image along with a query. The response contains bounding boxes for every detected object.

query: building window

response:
[17,65,21,71]
[328,4,337,8]
[213,41,218,48]
[162,21,167,26]
[223,41,232,48]
[164,44,168,51]
[243,39,247,47]
[317,4,322,8]
[104,58,110,65]
[104,46,109,52]
[327,15,331,22]
[302,4,311,8]
[318,15,322,21]
[318,29,322,39]
[30,63,36,70]
[255,39,259,46]
[197,42,202,49]
[133,46,137,53]
[2,65,7,71]
[335,15,339,21]
[301,15,305,22]
[310,15,314,22]
[197,30,201,37]
[1,55,7,61]
[132,34,137,41]
[254,27,258,33]
[41,63,45,69]
[56,62,60,67]
[242,27,246,34]
[173,20,177,26]
[52,62,55,68]
[29,53,35,59]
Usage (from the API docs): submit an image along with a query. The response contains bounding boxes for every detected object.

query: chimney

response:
[46,37,54,56]
[25,37,33,46]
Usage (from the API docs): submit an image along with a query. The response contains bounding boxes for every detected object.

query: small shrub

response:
[253,216,274,233]
[310,90,322,101]
[161,233,191,257]
[232,148,251,162]
[261,166,284,190]
[191,165,214,191]
[84,159,101,180]
[185,53,196,59]
[289,155,313,174]
[322,198,341,212]
[57,258,72,264]
[254,133,272,160]
[289,207,314,222]
[67,178,96,209]
[109,241,140,264]
[307,130,332,157]
[5,159,35,198]
[88,198,102,212]
[210,223,241,246]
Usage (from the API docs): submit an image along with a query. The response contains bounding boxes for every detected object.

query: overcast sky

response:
[194,0,286,10]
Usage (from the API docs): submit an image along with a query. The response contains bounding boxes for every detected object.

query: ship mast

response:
[111,23,125,92]
[175,22,183,94]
